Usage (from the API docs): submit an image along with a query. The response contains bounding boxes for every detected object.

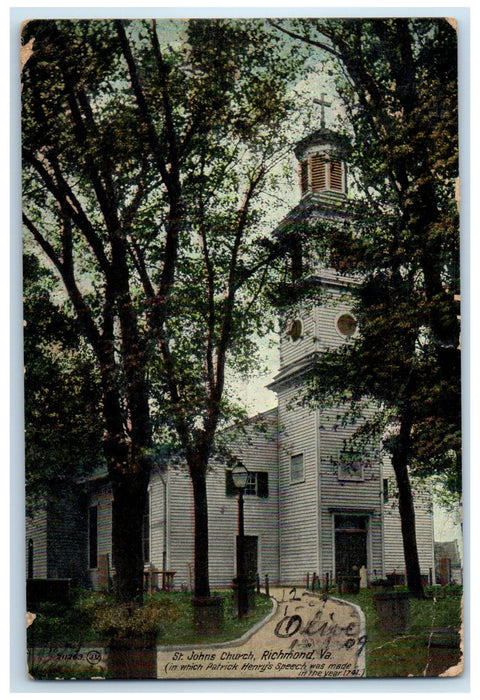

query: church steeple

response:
[294,97,350,201]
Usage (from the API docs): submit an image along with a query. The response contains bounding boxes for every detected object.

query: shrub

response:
[90,598,181,645]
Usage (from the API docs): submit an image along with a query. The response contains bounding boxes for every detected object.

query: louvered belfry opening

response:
[311,154,326,191]
[329,158,343,191]
[298,151,345,196]
[300,159,309,194]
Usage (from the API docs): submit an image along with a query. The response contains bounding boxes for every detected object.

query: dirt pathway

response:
[156,586,366,679]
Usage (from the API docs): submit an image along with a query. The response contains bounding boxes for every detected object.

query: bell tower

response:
[294,94,350,204]
[295,128,349,203]
[267,112,361,584]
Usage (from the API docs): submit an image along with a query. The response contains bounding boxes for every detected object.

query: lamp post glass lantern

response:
[231,463,249,491]
[231,464,249,617]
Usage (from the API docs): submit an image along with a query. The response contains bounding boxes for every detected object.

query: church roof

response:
[267,351,321,392]
[294,127,351,161]
[270,192,356,245]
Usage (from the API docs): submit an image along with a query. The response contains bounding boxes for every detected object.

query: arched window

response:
[288,318,303,341]
[336,313,357,338]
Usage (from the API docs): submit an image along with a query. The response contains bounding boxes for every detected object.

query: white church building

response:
[26,125,435,592]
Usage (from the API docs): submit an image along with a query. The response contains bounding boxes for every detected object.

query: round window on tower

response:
[288,318,303,341]
[336,313,358,338]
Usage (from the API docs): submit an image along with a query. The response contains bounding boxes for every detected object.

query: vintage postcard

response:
[22,15,463,681]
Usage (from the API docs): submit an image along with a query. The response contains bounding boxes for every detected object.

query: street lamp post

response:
[231,463,249,618]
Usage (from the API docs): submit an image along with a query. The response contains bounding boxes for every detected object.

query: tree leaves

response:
[272,18,460,498]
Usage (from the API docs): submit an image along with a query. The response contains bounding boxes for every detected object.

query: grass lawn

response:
[339,585,463,678]
[27,584,462,679]
[152,590,273,646]
[27,591,273,680]
[27,588,273,679]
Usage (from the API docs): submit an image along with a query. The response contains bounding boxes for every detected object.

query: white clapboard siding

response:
[160,409,280,589]
[277,385,319,585]
[313,291,356,352]
[26,506,48,579]
[318,403,384,580]
[279,283,354,370]
[223,409,280,584]
[280,310,317,368]
[148,473,167,572]
[382,461,435,578]
[88,488,113,590]
[154,410,279,589]
[319,470,384,577]
[88,410,280,591]
[164,468,195,589]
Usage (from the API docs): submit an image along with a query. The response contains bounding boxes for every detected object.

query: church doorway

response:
[334,514,368,579]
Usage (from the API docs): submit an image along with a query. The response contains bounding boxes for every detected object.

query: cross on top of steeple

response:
[313,93,332,129]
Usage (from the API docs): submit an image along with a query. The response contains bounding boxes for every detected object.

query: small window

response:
[245,472,269,497]
[383,478,389,503]
[336,313,357,338]
[288,318,303,341]
[88,506,98,569]
[338,460,364,481]
[334,514,368,532]
[244,472,257,496]
[226,470,268,498]
[290,453,304,483]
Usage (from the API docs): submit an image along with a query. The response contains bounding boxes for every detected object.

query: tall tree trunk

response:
[391,414,425,599]
[111,477,149,602]
[101,369,152,603]
[190,468,211,598]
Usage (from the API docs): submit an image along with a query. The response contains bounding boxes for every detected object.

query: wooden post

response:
[306,572,310,590]
[28,539,33,579]
[265,574,270,598]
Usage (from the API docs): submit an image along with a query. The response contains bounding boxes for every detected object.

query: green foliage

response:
[24,253,104,507]
[22,18,305,598]
[28,590,180,646]
[27,589,273,649]
[132,590,274,647]
[273,18,461,498]
[21,18,302,448]
[85,600,175,643]
[341,585,462,677]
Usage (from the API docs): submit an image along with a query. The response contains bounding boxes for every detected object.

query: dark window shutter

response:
[88,506,98,569]
[300,160,309,193]
[311,154,326,190]
[257,472,269,498]
[383,478,389,503]
[225,470,236,497]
